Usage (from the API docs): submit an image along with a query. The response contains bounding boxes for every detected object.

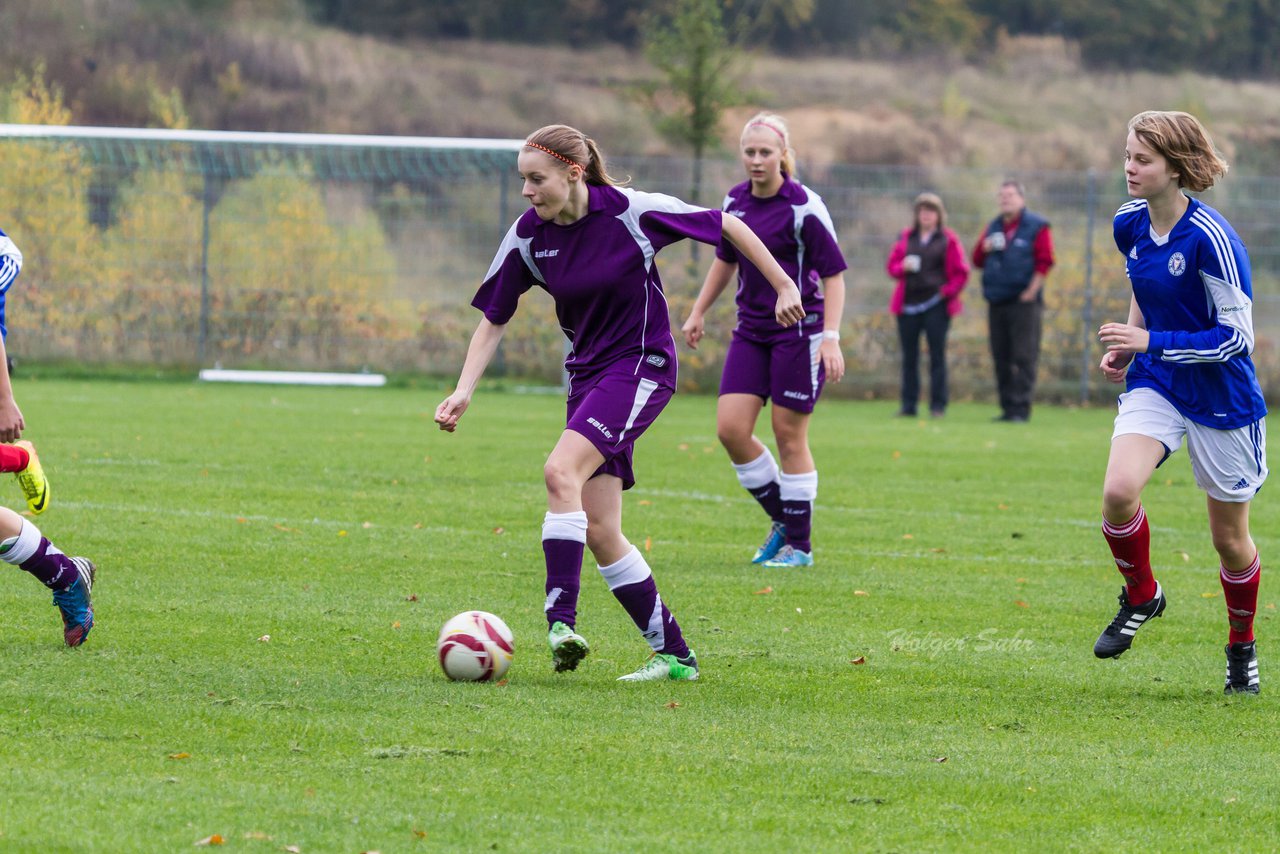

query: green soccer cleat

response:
[548,620,589,672]
[14,440,49,514]
[617,651,699,682]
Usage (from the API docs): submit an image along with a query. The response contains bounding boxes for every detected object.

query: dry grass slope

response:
[6,1,1280,174]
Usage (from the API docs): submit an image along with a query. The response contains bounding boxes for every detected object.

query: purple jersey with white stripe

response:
[715,178,847,341]
[473,184,723,386]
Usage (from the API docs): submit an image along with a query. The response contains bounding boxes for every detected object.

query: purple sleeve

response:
[628,190,723,252]
[470,221,538,324]
[715,236,739,264]
[800,213,848,277]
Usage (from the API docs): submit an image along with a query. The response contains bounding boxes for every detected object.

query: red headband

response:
[526,141,582,170]
[746,121,787,146]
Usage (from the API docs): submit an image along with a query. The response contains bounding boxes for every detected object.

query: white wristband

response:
[822,330,840,341]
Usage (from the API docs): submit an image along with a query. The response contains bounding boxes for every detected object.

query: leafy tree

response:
[0,66,103,352]
[639,0,746,206]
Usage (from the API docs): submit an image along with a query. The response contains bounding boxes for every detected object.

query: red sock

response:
[0,443,28,473]
[1102,505,1156,604]
[1221,554,1261,645]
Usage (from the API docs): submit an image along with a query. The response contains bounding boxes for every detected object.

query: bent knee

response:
[1101,482,1142,519]
[543,460,582,498]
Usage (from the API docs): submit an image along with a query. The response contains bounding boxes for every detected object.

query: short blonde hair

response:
[740,112,796,178]
[1128,110,1228,193]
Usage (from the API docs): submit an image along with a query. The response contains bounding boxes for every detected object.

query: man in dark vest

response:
[972,180,1055,422]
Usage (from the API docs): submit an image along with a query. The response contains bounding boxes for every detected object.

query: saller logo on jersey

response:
[645,354,667,368]
[534,249,559,258]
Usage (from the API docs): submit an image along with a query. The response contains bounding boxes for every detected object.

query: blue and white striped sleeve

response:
[0,231,22,294]
[1147,210,1254,364]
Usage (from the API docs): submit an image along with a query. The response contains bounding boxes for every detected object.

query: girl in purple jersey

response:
[1093,110,1265,695]
[435,124,804,682]
[681,112,848,569]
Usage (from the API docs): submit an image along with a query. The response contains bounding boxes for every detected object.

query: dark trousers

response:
[896,302,951,414]
[988,300,1042,418]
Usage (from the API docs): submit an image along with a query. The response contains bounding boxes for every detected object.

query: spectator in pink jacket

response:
[886,192,970,417]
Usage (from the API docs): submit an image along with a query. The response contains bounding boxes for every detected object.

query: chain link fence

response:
[2,125,1277,404]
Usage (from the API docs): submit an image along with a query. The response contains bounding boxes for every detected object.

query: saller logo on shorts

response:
[587,417,613,439]
[783,390,809,401]
[645,354,667,368]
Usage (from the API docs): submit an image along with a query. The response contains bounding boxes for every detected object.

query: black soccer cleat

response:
[1224,641,1260,695]
[1094,582,1166,659]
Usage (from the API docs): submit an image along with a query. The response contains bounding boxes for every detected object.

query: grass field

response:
[2,378,1278,852]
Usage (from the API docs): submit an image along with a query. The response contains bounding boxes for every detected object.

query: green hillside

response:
[5,0,1280,174]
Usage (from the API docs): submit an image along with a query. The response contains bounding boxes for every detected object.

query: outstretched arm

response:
[434,318,507,432]
[720,215,805,327]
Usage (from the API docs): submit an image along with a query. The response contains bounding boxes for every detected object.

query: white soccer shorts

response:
[1113,387,1267,503]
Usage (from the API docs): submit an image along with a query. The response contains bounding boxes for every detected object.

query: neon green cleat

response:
[617,651,699,682]
[548,620,589,672]
[14,440,49,514]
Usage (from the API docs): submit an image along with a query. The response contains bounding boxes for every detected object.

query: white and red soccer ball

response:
[437,610,514,681]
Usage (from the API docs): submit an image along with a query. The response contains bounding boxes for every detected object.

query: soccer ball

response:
[437,610,515,682]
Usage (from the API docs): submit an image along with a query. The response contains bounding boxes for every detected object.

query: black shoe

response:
[896,409,917,418]
[1225,641,1260,694]
[1094,583,1166,658]
[930,408,945,418]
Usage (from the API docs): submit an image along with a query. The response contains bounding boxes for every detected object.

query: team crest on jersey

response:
[1167,252,1186,276]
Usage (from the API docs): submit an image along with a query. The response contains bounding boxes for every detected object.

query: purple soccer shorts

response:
[565,367,675,489]
[718,329,826,413]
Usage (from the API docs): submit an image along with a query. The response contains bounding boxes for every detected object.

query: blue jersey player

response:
[1093,111,1265,695]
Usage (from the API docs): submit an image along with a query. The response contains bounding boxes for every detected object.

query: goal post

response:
[0,122,525,375]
